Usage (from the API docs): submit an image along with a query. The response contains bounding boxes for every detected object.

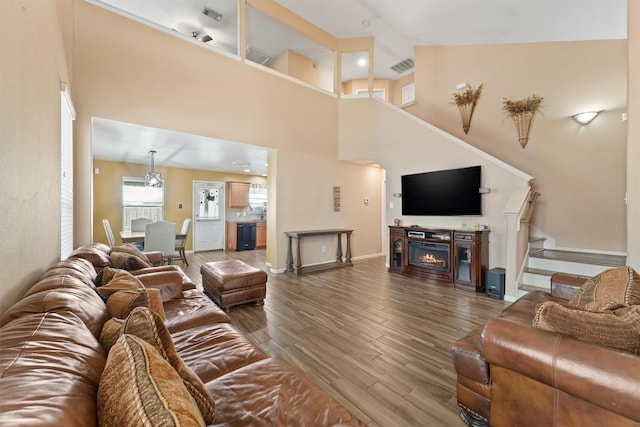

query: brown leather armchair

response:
[452,273,640,427]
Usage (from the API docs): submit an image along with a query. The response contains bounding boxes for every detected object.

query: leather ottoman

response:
[200,260,267,311]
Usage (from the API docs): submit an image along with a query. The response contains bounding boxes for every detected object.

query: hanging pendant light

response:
[144,150,163,187]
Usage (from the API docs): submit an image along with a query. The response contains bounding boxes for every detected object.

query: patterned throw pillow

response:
[111,244,152,264]
[533,301,640,353]
[569,266,640,308]
[110,251,153,271]
[98,334,205,427]
[99,307,216,423]
[105,289,150,319]
[97,270,145,300]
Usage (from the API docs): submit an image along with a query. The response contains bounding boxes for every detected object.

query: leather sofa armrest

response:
[482,317,640,422]
[550,272,589,301]
[134,270,183,302]
[142,251,164,266]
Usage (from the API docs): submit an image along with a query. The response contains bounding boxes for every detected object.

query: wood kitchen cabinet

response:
[226,221,237,251]
[256,222,266,249]
[226,181,250,208]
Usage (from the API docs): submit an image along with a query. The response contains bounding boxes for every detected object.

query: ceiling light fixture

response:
[144,150,163,187]
[203,6,223,22]
[573,111,601,125]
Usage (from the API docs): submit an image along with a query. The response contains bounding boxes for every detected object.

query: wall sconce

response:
[573,111,601,125]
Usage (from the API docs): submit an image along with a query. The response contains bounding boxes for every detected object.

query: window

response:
[401,83,415,105]
[122,177,164,231]
[248,183,267,215]
[60,83,75,259]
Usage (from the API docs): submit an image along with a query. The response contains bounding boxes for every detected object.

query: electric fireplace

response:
[408,241,451,272]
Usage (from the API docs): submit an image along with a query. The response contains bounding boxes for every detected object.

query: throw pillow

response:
[533,301,640,353]
[110,251,153,271]
[98,307,216,423]
[111,243,152,265]
[569,266,640,308]
[106,289,150,319]
[98,334,205,427]
[96,270,145,300]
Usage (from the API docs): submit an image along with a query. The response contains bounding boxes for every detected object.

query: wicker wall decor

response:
[502,94,544,148]
[452,84,483,134]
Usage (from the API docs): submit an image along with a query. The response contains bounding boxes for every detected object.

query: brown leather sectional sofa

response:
[0,243,365,426]
[452,273,640,427]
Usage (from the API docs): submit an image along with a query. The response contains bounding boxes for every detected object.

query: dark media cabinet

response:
[389,226,489,292]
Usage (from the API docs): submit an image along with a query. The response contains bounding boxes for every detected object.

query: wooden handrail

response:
[520,191,541,224]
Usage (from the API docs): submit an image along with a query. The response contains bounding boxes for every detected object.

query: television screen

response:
[401,166,481,216]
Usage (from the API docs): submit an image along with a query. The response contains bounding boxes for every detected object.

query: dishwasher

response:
[236,223,256,251]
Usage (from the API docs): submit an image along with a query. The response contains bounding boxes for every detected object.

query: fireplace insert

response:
[408,241,450,272]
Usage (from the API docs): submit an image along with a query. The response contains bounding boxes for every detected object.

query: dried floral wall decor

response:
[502,94,543,148]
[452,84,483,134]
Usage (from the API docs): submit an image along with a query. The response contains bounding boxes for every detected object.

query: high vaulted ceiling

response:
[91,0,627,174]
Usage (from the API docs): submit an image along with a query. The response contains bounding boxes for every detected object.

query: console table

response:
[285,229,353,276]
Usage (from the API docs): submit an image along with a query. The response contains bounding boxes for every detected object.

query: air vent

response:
[390,57,415,74]
[245,46,274,66]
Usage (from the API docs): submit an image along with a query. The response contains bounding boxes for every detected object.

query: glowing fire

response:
[421,253,447,268]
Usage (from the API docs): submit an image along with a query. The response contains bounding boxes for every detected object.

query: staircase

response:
[519,238,627,296]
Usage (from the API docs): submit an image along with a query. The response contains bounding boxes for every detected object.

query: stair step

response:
[528,249,626,267]
[523,267,556,277]
[520,283,549,293]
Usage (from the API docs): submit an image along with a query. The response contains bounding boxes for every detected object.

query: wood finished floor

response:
[179,250,508,427]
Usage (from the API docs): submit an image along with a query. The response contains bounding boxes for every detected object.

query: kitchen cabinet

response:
[256,222,266,249]
[226,222,237,251]
[226,181,250,208]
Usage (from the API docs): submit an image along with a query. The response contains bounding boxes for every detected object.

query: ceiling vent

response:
[245,46,274,66]
[390,57,415,74]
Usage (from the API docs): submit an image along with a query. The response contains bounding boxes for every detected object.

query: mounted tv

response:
[401,166,482,216]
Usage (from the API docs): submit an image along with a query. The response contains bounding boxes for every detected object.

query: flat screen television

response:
[401,166,482,216]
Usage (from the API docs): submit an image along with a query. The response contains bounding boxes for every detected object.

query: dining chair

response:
[102,219,117,248]
[131,217,153,231]
[175,218,192,266]
[144,220,176,264]
[130,218,153,250]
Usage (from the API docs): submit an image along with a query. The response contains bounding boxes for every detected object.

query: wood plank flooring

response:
[180,250,508,427]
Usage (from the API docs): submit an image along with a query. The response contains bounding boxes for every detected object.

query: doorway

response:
[193,181,225,252]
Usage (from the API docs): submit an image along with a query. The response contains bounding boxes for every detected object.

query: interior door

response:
[193,181,225,252]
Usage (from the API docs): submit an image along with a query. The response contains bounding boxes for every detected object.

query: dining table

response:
[119,230,187,244]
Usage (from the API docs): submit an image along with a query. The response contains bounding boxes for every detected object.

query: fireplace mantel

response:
[388,226,489,292]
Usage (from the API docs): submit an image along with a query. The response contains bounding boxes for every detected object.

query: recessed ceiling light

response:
[358,58,367,67]
[244,169,251,173]
[361,20,370,27]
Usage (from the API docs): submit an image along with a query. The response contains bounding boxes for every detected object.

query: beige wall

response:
[0,0,72,314]
[273,49,334,92]
[93,159,267,250]
[628,1,640,268]
[339,98,532,269]
[72,1,383,271]
[408,40,628,253]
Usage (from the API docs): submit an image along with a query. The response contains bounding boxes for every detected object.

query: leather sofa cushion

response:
[569,266,640,308]
[172,322,269,384]
[25,274,94,298]
[98,334,205,427]
[41,257,97,287]
[0,285,108,338]
[0,312,106,426]
[533,301,640,353]
[206,357,366,426]
[164,289,231,333]
[99,307,216,423]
